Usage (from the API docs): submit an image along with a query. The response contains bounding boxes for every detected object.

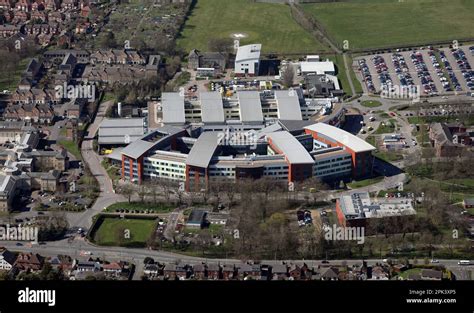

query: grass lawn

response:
[0,58,29,92]
[101,160,120,181]
[396,268,422,280]
[93,217,156,246]
[408,115,474,126]
[374,151,404,163]
[348,176,384,189]
[106,202,173,213]
[301,0,474,50]
[177,0,328,54]
[374,119,397,134]
[58,140,81,160]
[361,100,382,108]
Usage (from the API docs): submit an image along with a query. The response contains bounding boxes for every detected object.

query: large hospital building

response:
[105,90,375,191]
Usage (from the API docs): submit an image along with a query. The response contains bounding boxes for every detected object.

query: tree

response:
[281,64,295,88]
[118,184,134,203]
[208,38,233,54]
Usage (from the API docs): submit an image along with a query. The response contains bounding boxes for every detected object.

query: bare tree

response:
[281,64,295,88]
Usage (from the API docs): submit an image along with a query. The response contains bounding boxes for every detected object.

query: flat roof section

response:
[98,118,146,145]
[266,131,314,165]
[200,92,225,124]
[274,90,302,121]
[186,132,220,168]
[162,92,185,124]
[238,91,263,123]
[304,123,376,153]
[236,44,262,62]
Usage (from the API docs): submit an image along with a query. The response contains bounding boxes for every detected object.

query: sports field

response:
[177,0,328,54]
[301,0,474,50]
[93,217,156,247]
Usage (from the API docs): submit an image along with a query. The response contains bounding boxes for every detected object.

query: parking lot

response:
[355,45,474,96]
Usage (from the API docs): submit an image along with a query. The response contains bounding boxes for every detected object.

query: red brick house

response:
[14,253,44,272]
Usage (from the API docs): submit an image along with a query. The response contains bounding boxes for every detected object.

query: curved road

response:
[67,100,125,230]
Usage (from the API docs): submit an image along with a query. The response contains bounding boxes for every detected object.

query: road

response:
[1,240,471,278]
[66,100,125,231]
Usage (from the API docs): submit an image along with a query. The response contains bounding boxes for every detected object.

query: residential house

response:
[463,198,474,210]
[12,11,29,24]
[44,0,58,10]
[288,264,301,280]
[421,269,443,281]
[0,248,16,270]
[143,264,160,277]
[369,266,389,280]
[31,0,45,11]
[0,175,20,212]
[14,253,44,272]
[75,260,101,272]
[206,263,220,280]
[0,0,13,10]
[271,264,288,280]
[188,49,226,74]
[61,0,76,10]
[4,103,55,124]
[103,261,125,277]
[16,0,31,11]
[221,264,235,280]
[29,13,49,25]
[0,24,20,38]
[48,255,73,275]
[320,267,339,281]
[192,264,206,280]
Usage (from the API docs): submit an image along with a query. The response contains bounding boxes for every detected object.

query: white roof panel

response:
[266,131,314,164]
[162,92,185,124]
[238,91,263,123]
[186,132,220,168]
[236,44,262,62]
[304,123,376,153]
[200,92,225,123]
[274,90,302,121]
[300,61,335,74]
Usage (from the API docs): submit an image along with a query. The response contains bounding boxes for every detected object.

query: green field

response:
[93,217,156,246]
[348,176,384,189]
[302,0,474,50]
[361,100,382,108]
[58,140,82,160]
[177,0,328,54]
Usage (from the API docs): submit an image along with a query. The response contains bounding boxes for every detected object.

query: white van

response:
[458,260,471,265]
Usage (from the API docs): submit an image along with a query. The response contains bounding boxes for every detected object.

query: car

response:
[16,242,23,246]
[430,259,439,264]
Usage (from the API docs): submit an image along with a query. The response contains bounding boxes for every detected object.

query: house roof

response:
[272,264,287,274]
[421,269,443,279]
